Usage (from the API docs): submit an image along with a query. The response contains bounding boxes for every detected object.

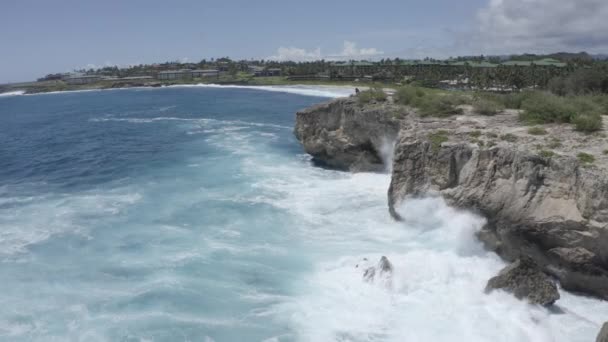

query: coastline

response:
[0,77,374,97]
[0,80,360,99]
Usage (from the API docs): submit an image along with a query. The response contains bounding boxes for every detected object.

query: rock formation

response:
[362,256,394,288]
[597,322,608,342]
[294,97,401,172]
[485,257,560,306]
[295,97,608,299]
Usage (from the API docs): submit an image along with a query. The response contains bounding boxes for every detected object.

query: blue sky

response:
[1,0,607,83]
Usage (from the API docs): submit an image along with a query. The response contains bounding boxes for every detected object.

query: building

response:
[191,69,219,78]
[64,75,102,85]
[254,68,282,77]
[157,69,192,80]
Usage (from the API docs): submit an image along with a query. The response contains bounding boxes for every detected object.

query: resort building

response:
[157,69,192,80]
[191,69,219,78]
[64,75,103,85]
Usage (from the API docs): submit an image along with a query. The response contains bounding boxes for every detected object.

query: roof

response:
[192,69,219,72]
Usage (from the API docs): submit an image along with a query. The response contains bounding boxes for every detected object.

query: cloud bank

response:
[268,41,383,61]
[476,0,608,53]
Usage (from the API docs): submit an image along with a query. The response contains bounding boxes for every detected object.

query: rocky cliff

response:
[295,97,608,299]
[294,97,401,172]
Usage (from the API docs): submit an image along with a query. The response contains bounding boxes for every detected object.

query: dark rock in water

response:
[363,256,393,283]
[597,322,608,342]
[485,257,560,306]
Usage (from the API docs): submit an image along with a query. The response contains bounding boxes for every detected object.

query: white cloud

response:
[335,41,383,58]
[268,41,383,61]
[476,0,608,53]
[268,46,322,61]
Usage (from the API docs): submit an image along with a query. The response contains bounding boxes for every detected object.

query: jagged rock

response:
[363,256,393,284]
[486,257,560,306]
[294,97,401,172]
[597,322,608,342]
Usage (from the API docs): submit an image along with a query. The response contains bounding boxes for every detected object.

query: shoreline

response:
[0,77,378,97]
[0,81,360,99]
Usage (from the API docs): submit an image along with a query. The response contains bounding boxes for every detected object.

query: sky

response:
[1,0,608,83]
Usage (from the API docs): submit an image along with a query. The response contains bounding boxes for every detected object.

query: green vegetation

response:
[469,130,482,138]
[428,130,449,152]
[393,85,470,117]
[500,133,518,142]
[572,112,603,132]
[527,126,548,135]
[486,132,498,138]
[357,86,387,104]
[603,150,608,155]
[416,93,467,117]
[519,92,575,124]
[539,150,555,158]
[547,137,562,149]
[473,98,503,115]
[577,152,595,165]
[394,85,426,106]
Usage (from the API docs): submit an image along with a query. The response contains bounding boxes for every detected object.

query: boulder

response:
[485,257,560,306]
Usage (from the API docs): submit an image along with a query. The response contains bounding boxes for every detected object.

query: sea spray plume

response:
[378,136,396,173]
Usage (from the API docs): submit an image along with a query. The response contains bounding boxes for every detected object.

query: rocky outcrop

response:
[387,109,608,299]
[363,256,393,283]
[485,257,560,306]
[295,97,608,299]
[294,97,401,172]
[597,322,608,342]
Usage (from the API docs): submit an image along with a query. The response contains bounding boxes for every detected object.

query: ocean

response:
[0,85,606,341]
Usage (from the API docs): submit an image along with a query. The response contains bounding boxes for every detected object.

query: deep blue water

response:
[0,86,605,342]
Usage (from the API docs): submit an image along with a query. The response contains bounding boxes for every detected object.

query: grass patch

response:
[520,92,575,124]
[577,152,595,165]
[357,86,387,105]
[527,126,548,135]
[547,138,562,149]
[473,98,503,115]
[500,133,518,142]
[572,112,603,132]
[539,150,555,158]
[428,130,449,152]
[394,85,426,106]
[469,130,482,138]
[518,92,603,132]
[417,93,465,117]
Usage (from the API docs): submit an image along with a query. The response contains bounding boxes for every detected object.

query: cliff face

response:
[295,97,608,299]
[294,97,401,172]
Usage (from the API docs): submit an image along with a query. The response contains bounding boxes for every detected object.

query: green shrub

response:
[473,98,503,115]
[358,86,387,104]
[428,130,449,152]
[588,94,608,114]
[603,150,608,155]
[572,112,603,132]
[547,138,562,149]
[486,132,498,138]
[469,130,482,138]
[417,93,464,117]
[394,85,425,106]
[577,152,595,165]
[539,150,555,158]
[520,92,575,124]
[527,126,548,135]
[500,133,518,142]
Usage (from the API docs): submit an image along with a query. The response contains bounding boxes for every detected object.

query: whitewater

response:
[0,85,606,341]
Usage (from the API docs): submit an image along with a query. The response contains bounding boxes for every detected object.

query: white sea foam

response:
[0,90,25,97]
[170,83,355,98]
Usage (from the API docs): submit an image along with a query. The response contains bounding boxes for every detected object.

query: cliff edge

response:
[295,96,608,299]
